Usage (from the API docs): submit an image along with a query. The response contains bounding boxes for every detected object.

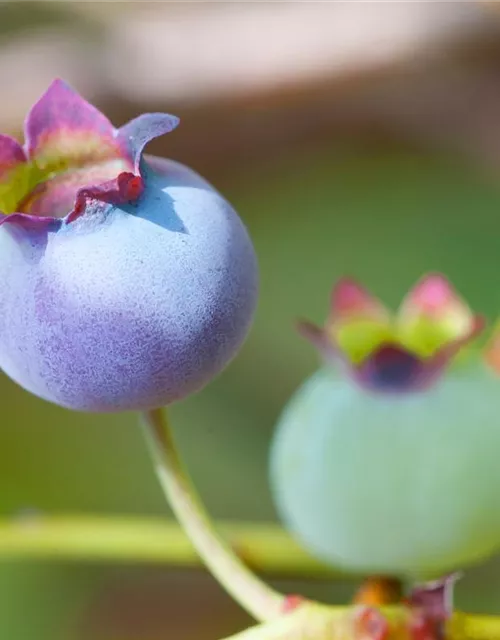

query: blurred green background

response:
[4,2,500,639]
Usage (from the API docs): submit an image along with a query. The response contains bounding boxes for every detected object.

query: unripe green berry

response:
[270,361,500,578]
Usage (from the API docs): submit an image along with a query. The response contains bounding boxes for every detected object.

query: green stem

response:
[141,407,285,622]
[0,515,336,578]
[220,607,500,640]
[463,614,500,640]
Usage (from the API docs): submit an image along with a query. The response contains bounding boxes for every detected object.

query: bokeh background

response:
[4,1,500,638]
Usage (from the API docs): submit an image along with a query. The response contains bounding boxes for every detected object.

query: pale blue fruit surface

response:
[0,158,258,412]
[270,362,500,577]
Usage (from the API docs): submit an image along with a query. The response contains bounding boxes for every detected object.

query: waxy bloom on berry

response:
[271,275,500,578]
[0,80,258,412]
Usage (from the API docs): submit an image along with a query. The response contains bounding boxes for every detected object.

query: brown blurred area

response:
[4,1,500,182]
[4,2,500,639]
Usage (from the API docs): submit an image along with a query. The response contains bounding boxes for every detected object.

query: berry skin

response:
[0,80,258,412]
[270,361,500,578]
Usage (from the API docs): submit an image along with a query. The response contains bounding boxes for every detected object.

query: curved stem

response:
[141,407,285,622]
